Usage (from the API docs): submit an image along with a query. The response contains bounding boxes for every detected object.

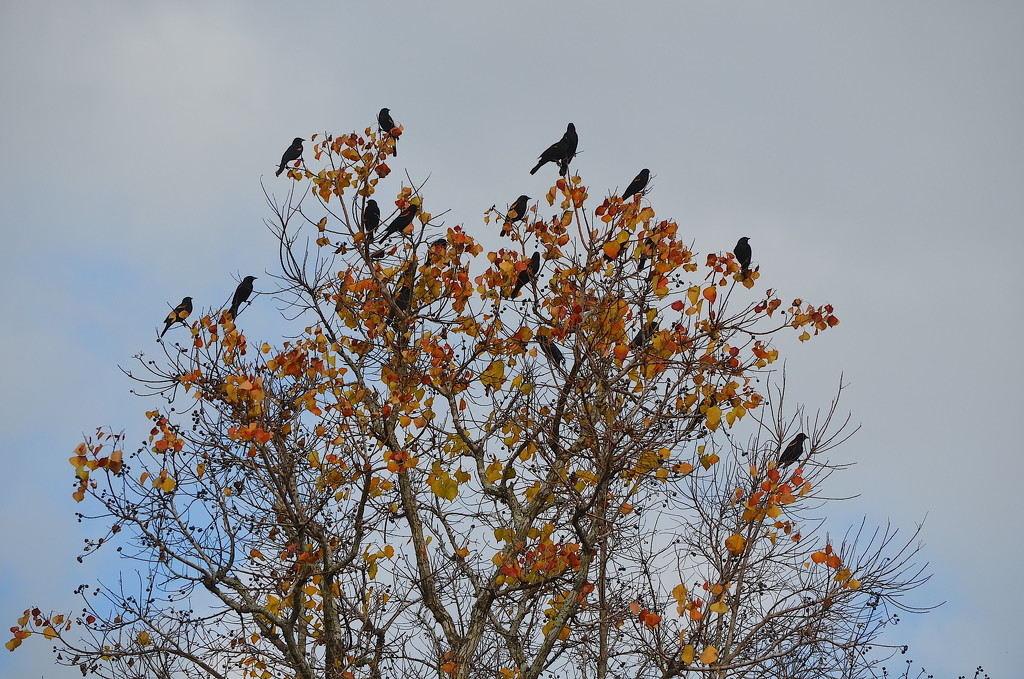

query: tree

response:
[10,118,932,679]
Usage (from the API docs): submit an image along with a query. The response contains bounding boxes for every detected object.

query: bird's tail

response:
[529,161,543,175]
[275,166,284,177]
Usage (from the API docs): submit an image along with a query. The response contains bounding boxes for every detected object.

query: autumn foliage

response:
[9,118,928,679]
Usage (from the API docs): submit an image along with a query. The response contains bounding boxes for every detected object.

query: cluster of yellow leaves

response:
[425,461,470,501]
[68,431,124,502]
[680,643,719,666]
[6,610,69,652]
[364,544,395,580]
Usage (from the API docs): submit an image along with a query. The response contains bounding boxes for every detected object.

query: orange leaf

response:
[699,645,718,665]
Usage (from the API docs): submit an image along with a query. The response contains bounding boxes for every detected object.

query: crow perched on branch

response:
[621,169,650,200]
[160,296,193,338]
[378,108,398,157]
[778,433,809,468]
[511,251,541,298]
[530,123,577,176]
[275,137,304,176]
[362,200,381,241]
[228,276,257,319]
[502,195,531,236]
[734,237,752,275]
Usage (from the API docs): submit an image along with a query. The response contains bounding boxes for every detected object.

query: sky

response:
[1,1,1021,677]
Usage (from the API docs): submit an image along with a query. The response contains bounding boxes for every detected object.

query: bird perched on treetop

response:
[276,137,304,176]
[502,195,531,236]
[228,276,257,320]
[362,199,381,242]
[160,296,193,338]
[382,203,420,239]
[621,169,650,201]
[734,237,752,276]
[530,123,577,176]
[378,108,398,157]
[511,251,541,298]
[778,433,809,468]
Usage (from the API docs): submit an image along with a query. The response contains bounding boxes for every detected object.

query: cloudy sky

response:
[1,1,1020,676]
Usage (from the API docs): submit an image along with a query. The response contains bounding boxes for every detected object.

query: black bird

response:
[362,200,381,241]
[536,335,564,366]
[228,276,257,319]
[557,123,578,177]
[630,320,658,351]
[734,237,752,275]
[511,251,541,298]
[160,296,193,338]
[502,195,531,236]
[622,169,650,200]
[778,433,809,468]
[530,123,577,176]
[389,269,414,322]
[275,137,304,176]
[378,108,398,157]
[392,283,412,316]
[382,203,420,238]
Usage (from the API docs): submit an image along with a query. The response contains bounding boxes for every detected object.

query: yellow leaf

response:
[196,462,206,479]
[383,544,394,558]
[681,645,695,664]
[6,638,22,651]
[705,406,722,431]
[480,360,506,392]
[137,631,152,646]
[699,645,718,665]
[42,625,57,640]
[709,600,728,614]
[724,533,746,555]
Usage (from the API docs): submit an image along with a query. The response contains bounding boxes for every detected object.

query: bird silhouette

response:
[378,108,398,157]
[630,320,658,351]
[502,195,531,236]
[228,276,257,319]
[160,296,193,338]
[530,123,577,176]
[537,335,564,366]
[778,433,809,468]
[362,199,381,242]
[511,252,541,298]
[382,203,419,239]
[622,169,650,200]
[275,137,304,176]
[734,237,752,275]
